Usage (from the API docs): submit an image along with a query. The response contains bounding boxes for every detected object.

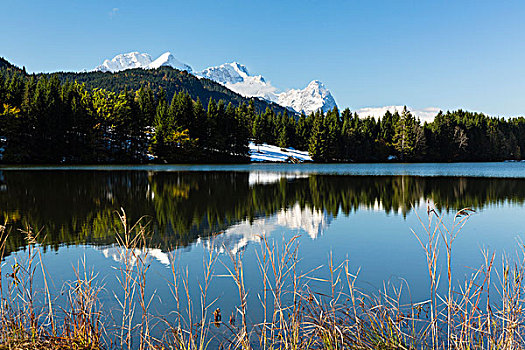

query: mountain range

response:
[95,51,193,73]
[1,53,440,121]
[44,58,292,116]
[93,51,337,115]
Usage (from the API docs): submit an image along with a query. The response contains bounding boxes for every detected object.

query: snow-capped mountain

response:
[198,62,252,84]
[92,51,337,114]
[197,62,278,101]
[195,62,336,114]
[93,51,192,73]
[196,63,337,115]
[94,52,154,72]
[277,80,337,115]
[147,52,192,72]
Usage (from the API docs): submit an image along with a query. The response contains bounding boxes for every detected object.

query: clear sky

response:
[2,0,525,116]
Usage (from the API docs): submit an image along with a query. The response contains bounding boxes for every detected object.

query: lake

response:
[2,162,525,346]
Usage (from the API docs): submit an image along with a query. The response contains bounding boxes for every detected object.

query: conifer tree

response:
[192,98,207,146]
[308,111,329,161]
[278,112,290,148]
[252,113,265,146]
[393,107,420,161]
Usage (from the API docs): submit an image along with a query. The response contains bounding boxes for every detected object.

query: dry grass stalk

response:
[2,206,525,350]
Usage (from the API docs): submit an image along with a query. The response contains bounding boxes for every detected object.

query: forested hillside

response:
[1,57,525,164]
[47,67,291,115]
[0,58,23,73]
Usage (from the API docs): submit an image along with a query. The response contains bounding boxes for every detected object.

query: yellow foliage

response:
[2,210,21,222]
[1,104,21,117]
[169,184,191,199]
[166,129,191,145]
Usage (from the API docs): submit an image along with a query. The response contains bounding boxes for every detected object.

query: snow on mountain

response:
[146,51,192,72]
[198,62,251,84]
[93,51,337,114]
[94,52,154,72]
[197,62,278,102]
[277,80,337,114]
[94,51,192,73]
[197,63,337,115]
[355,106,441,123]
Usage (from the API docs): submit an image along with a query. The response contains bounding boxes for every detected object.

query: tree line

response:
[0,72,250,163]
[1,69,525,163]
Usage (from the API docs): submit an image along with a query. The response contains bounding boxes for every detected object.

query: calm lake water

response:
[2,163,525,341]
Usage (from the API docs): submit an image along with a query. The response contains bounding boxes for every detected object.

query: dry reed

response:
[0,206,524,350]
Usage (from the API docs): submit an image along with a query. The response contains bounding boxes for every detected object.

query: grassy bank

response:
[0,207,523,349]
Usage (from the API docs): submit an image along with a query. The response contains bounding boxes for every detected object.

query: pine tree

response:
[308,111,329,161]
[278,121,289,148]
[206,98,219,155]
[393,107,419,161]
[252,113,265,146]
[150,93,169,158]
[325,107,340,160]
[192,98,207,146]
[232,104,250,158]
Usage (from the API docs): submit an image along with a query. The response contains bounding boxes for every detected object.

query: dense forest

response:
[52,67,291,115]
[1,57,525,163]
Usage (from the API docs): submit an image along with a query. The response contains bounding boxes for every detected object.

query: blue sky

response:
[2,0,525,116]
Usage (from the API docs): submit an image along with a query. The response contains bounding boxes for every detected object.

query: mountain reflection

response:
[0,170,524,254]
[99,203,332,265]
[100,246,173,266]
[200,203,333,254]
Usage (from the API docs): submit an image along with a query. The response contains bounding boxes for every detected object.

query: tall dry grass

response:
[0,206,525,349]
[0,225,103,349]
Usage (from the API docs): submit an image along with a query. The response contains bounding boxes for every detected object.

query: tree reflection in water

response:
[0,169,523,255]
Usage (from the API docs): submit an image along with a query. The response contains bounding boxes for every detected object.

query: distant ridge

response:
[94,52,193,73]
[0,57,24,73]
[50,65,292,115]
[92,51,338,115]
[195,62,337,114]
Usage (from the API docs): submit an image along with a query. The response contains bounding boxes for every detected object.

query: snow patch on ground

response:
[249,142,312,162]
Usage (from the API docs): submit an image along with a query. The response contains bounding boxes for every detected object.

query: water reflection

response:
[100,246,173,266]
[248,171,309,186]
[97,202,332,266]
[200,203,333,254]
[0,169,525,255]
